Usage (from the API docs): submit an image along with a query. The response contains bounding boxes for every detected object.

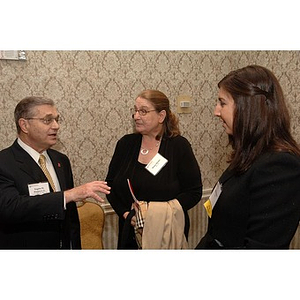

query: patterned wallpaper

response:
[1,51,300,190]
[1,50,300,248]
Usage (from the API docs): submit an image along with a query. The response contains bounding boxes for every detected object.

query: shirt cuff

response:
[63,195,66,210]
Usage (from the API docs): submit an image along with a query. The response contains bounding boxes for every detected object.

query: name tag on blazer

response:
[204,181,222,218]
[28,182,50,196]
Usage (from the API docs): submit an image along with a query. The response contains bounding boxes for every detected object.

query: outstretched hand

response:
[64,181,111,203]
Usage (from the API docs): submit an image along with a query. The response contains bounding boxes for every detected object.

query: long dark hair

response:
[218,65,300,173]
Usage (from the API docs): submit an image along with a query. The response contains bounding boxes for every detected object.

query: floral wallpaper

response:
[1,50,300,248]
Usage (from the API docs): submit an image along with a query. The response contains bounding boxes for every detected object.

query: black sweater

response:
[106,133,202,246]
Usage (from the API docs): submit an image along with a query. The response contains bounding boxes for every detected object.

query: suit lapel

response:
[12,140,67,192]
[219,166,235,186]
[12,140,47,183]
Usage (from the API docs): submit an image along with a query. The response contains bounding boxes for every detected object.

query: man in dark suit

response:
[0,96,111,249]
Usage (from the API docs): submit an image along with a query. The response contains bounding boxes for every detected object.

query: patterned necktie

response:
[38,154,56,192]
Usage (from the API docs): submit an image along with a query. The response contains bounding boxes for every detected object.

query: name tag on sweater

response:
[145,153,168,176]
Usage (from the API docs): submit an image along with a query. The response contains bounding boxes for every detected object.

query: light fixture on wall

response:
[0,50,26,61]
[177,94,192,114]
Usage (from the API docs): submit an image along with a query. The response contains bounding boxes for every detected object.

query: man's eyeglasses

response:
[25,116,61,125]
[131,108,156,117]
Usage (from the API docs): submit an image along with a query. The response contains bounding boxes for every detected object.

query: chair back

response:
[77,201,105,249]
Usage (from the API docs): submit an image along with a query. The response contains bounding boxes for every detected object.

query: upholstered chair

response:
[77,201,105,249]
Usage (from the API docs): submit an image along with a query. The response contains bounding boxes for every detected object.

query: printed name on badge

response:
[28,182,50,196]
[145,153,168,176]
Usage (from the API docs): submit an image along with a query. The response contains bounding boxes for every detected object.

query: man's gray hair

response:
[14,96,55,133]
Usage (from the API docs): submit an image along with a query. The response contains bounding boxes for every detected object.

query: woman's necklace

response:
[140,139,160,155]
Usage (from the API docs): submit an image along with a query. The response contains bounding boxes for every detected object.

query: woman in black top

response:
[106,90,202,249]
[196,65,300,249]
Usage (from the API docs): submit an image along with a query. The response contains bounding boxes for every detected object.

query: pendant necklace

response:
[140,139,160,155]
[140,148,150,155]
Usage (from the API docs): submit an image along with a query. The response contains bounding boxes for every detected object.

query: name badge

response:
[204,181,222,218]
[145,153,168,176]
[28,182,50,196]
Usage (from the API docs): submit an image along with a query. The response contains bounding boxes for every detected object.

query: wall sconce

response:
[0,50,27,61]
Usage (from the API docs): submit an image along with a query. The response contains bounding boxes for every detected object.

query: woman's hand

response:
[130,215,136,227]
[123,211,136,227]
[123,211,130,219]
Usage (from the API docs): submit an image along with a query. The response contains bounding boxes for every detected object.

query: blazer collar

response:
[11,139,46,183]
[12,139,67,191]
[219,166,236,186]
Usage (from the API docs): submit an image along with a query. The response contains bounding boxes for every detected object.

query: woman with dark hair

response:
[196,65,300,249]
[106,90,202,249]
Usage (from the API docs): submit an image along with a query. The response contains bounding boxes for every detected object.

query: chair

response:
[77,200,105,249]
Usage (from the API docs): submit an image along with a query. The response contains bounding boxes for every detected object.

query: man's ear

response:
[19,118,29,133]
[158,110,166,124]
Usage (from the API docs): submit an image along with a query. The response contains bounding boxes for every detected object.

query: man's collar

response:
[17,138,43,163]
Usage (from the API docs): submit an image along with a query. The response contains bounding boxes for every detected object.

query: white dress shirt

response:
[17,138,61,192]
[17,138,67,209]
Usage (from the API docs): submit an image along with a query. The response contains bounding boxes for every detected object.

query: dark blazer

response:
[0,139,81,249]
[196,152,300,249]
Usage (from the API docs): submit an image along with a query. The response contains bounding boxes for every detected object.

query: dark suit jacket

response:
[0,139,81,249]
[196,152,300,249]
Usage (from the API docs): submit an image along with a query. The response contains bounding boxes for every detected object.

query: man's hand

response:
[64,181,111,203]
